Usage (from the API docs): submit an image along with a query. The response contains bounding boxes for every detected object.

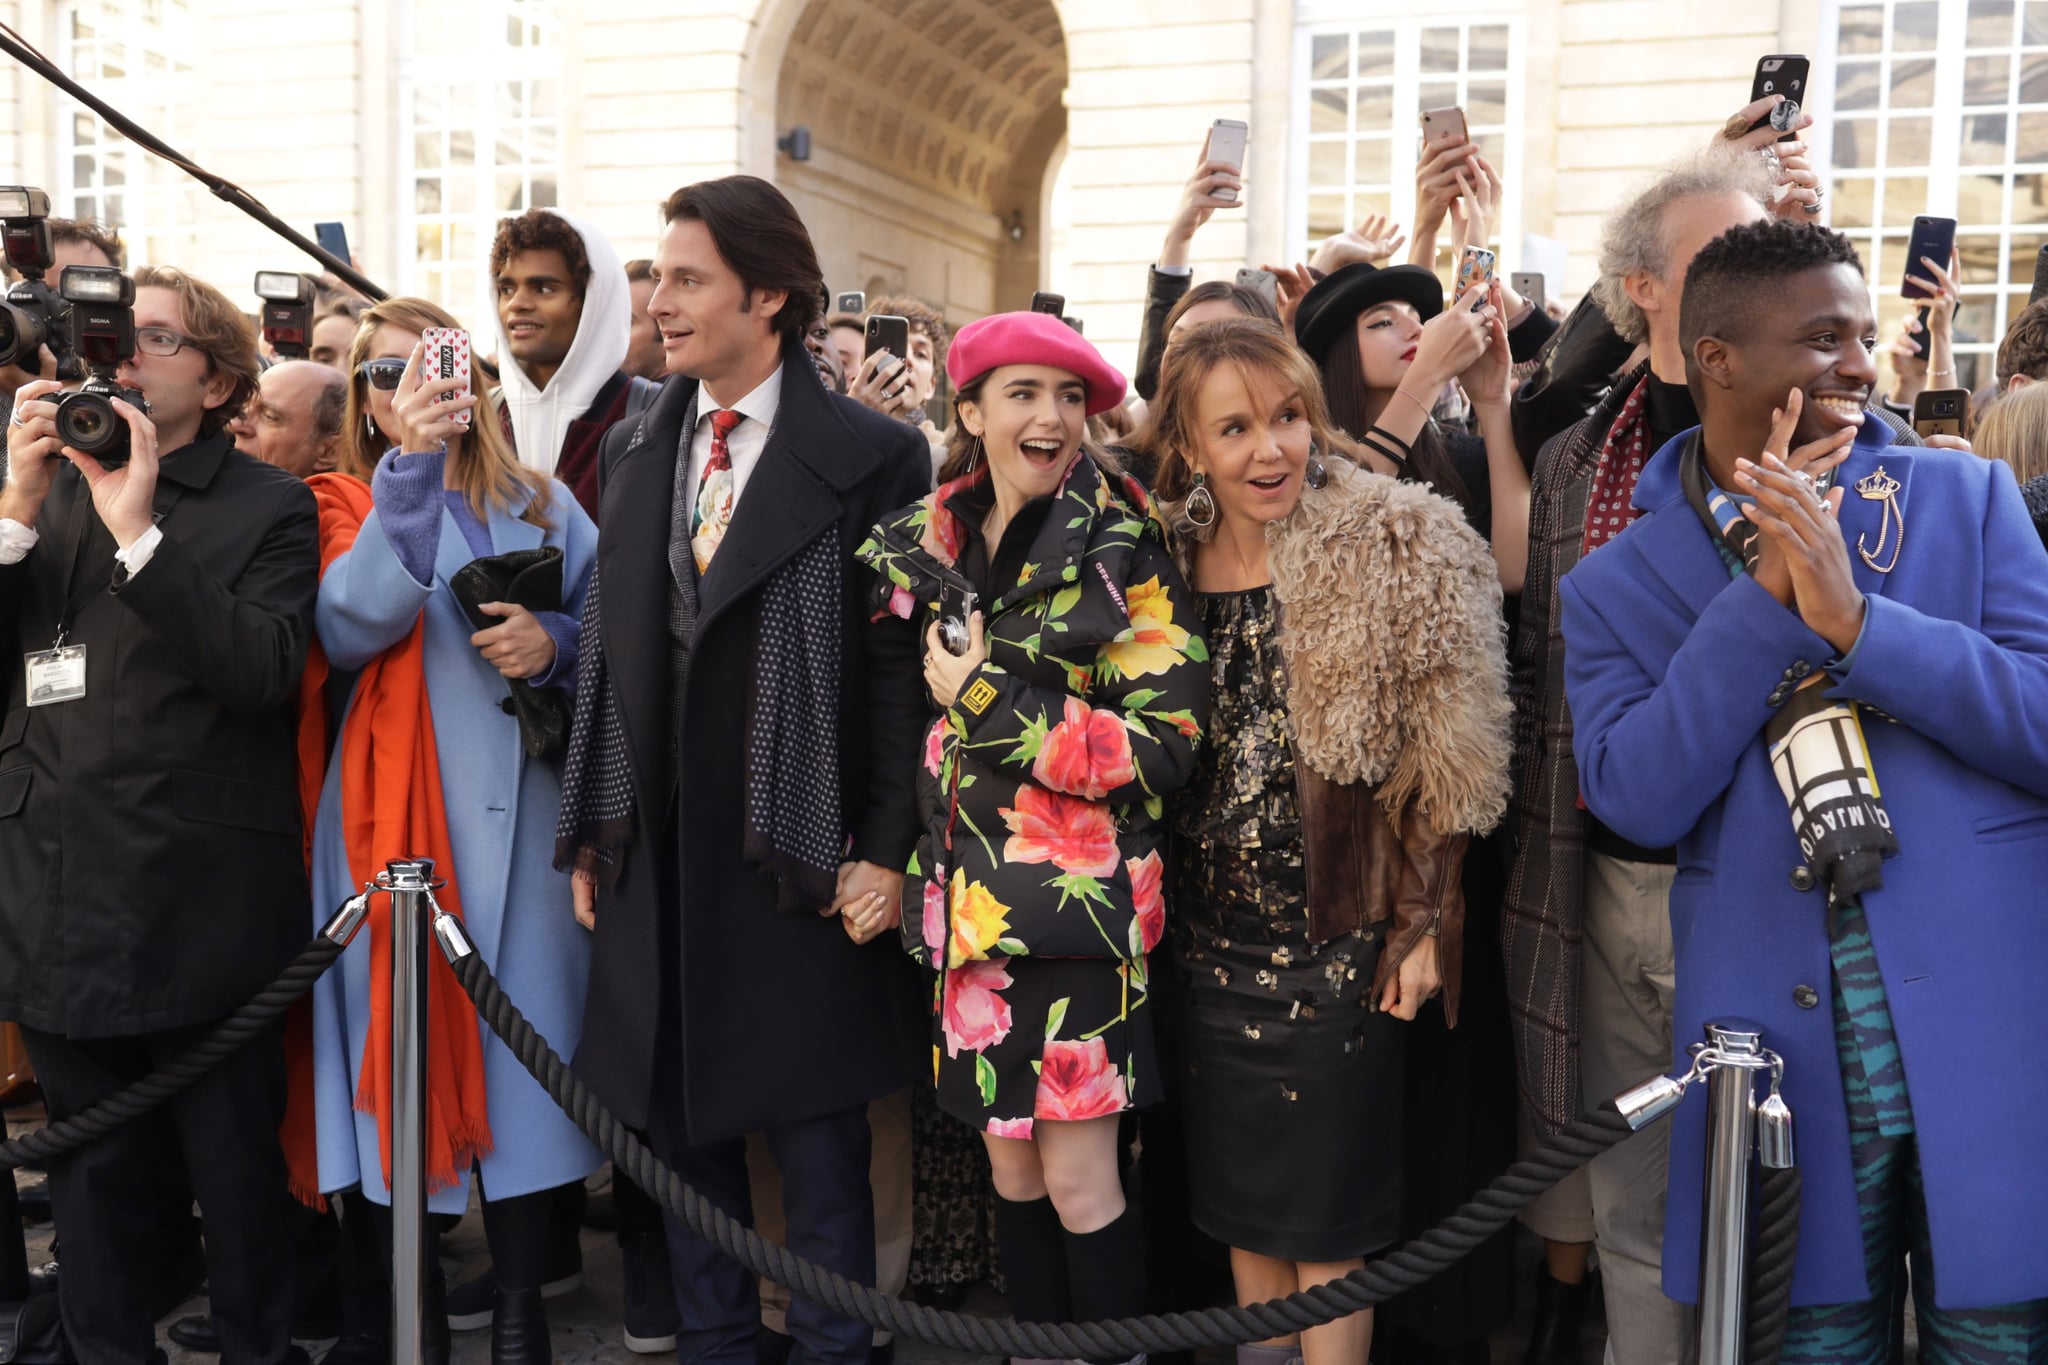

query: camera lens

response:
[939,617,969,656]
[55,388,127,462]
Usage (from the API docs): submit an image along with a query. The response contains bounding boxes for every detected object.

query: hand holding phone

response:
[1748,55,1810,143]
[1913,387,1969,439]
[1421,107,1469,155]
[419,327,473,431]
[1203,120,1248,204]
[1901,216,1957,300]
[1456,246,1497,303]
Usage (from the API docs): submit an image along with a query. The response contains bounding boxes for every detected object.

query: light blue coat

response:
[309,479,601,1209]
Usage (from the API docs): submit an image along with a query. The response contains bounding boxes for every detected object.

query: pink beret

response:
[946,311,1128,416]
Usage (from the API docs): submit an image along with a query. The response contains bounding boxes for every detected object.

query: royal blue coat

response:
[309,480,602,1210]
[1561,418,2048,1309]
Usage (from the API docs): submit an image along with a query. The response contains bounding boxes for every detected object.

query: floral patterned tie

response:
[691,408,744,574]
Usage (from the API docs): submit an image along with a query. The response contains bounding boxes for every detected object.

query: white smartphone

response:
[1204,119,1249,203]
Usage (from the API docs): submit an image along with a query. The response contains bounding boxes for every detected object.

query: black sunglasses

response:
[357,358,408,391]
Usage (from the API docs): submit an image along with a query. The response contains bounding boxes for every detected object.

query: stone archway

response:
[755,0,1070,324]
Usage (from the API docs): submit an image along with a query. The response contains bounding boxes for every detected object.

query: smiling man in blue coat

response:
[1560,218,2048,1360]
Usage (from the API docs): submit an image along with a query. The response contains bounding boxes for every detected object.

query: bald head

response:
[253,360,347,479]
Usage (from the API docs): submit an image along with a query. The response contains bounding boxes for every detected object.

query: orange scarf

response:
[281,473,493,1207]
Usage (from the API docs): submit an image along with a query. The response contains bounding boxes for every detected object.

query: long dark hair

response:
[1319,321,1470,510]
[1162,279,1280,334]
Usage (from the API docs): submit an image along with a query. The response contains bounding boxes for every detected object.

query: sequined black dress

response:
[1170,586,1405,1261]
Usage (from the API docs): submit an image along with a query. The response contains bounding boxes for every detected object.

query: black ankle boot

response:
[1522,1268,1591,1365]
[491,1284,550,1365]
[426,1268,452,1365]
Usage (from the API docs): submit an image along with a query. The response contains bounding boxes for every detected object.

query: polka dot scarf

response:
[1579,376,1655,558]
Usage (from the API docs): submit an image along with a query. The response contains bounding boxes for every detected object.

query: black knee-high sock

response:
[993,1194,1073,1324]
[480,1188,555,1294]
[1064,1205,1146,1364]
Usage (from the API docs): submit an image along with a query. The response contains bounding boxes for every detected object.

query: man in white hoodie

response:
[491,207,660,523]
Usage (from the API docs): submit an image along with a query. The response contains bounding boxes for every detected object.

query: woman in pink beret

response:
[857,311,1209,1361]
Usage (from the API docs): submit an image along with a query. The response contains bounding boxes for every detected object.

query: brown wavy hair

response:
[1139,316,1364,533]
[130,265,260,438]
[339,296,552,529]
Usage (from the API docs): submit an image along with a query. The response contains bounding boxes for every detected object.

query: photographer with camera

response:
[0,215,123,436]
[0,261,318,1363]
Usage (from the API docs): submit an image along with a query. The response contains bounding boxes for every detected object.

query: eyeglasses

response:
[134,326,204,358]
[357,358,408,391]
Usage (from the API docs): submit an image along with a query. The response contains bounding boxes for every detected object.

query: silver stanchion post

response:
[378,858,439,1365]
[1696,1018,1771,1365]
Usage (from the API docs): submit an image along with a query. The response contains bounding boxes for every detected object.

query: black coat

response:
[0,433,318,1037]
[573,335,931,1142]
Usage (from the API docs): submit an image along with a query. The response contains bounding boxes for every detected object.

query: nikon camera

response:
[0,186,82,381]
[52,266,147,467]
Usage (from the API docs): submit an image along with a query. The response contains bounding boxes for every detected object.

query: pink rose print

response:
[986,1117,1034,1140]
[942,959,1014,1058]
[921,876,947,956]
[1033,1038,1129,1122]
[889,584,917,620]
[1127,850,1165,953]
[923,718,949,777]
[1000,786,1120,878]
[1031,697,1137,801]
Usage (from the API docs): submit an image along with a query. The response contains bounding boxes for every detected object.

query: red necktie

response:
[691,408,744,573]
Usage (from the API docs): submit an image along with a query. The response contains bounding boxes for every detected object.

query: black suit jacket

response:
[0,432,318,1037]
[573,335,931,1140]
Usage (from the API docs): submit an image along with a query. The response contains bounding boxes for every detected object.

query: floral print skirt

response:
[932,953,1158,1141]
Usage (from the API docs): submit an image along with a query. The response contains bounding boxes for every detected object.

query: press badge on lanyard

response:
[26,635,85,706]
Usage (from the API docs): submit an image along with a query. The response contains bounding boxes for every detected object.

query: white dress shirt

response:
[685,363,784,516]
[0,518,158,574]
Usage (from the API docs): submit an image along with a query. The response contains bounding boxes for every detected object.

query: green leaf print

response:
[1044,996,1070,1040]
[1127,914,1144,958]
[1048,872,1113,910]
[1183,635,1210,663]
[995,936,1031,957]
[1121,689,1164,711]
[1048,583,1082,622]
[976,1052,998,1107]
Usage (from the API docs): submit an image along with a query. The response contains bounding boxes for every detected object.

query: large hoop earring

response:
[1185,471,1217,528]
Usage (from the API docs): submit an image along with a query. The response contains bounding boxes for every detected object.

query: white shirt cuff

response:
[115,524,163,576]
[0,518,37,566]
[1154,263,1194,277]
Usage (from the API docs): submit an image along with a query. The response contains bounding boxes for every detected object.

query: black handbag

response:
[449,546,572,762]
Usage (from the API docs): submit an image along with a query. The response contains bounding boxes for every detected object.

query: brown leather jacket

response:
[1298,765,1470,1026]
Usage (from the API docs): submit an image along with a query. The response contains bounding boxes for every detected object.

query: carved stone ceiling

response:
[778,0,1067,212]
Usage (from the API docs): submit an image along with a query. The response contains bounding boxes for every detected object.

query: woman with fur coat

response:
[1143,318,1512,1365]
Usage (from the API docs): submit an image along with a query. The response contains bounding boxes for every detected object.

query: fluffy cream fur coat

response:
[1265,459,1513,837]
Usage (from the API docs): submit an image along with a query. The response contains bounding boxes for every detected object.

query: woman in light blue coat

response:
[308,297,599,1356]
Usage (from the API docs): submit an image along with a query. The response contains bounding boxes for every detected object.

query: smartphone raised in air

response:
[419,326,473,429]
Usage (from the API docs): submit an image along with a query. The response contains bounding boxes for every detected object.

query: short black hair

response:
[491,209,593,298]
[661,176,822,339]
[1680,219,1866,363]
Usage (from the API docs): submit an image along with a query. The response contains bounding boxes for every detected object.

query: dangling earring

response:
[965,435,983,472]
[365,413,377,442]
[1185,470,1217,527]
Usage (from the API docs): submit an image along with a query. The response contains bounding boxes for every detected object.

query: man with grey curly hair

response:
[1501,105,1922,1364]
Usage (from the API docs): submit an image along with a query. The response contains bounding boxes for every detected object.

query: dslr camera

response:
[52,265,148,467]
[0,186,82,381]
[254,270,313,359]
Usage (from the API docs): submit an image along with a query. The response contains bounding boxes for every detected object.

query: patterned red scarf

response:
[1580,376,1655,556]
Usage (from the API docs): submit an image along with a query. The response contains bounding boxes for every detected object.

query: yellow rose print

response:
[948,870,1015,968]
[1100,576,1192,680]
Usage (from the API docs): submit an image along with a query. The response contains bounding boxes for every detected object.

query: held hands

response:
[1733,390,1865,654]
[1377,936,1441,1021]
[1406,281,1497,392]
[1311,213,1407,274]
[830,860,905,945]
[1447,155,1504,264]
[469,601,557,679]
[1259,262,1318,332]
[2,378,71,525]
[1718,97,1824,218]
[389,341,476,453]
[923,612,988,710]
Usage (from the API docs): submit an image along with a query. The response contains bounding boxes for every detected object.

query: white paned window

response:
[404,0,561,326]
[57,0,198,269]
[1823,0,2048,388]
[1290,14,1522,275]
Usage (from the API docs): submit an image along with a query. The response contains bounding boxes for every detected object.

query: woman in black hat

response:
[1293,265,1528,592]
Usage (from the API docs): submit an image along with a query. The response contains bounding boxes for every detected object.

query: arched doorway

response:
[761,0,1069,325]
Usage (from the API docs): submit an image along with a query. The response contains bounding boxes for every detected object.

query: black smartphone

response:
[314,221,350,264]
[865,313,910,362]
[936,580,979,657]
[2029,244,2048,307]
[1062,315,1084,335]
[1901,216,1956,300]
[1511,271,1546,314]
[1030,291,1066,316]
[1913,387,1969,439]
[835,290,866,315]
[1749,55,1810,143]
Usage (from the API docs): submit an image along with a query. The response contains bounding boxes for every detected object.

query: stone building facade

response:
[0,0,2033,386]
